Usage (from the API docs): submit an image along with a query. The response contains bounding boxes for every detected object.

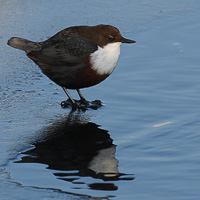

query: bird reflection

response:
[15,111,134,192]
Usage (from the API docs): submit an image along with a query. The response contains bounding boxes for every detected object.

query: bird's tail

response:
[7,37,40,53]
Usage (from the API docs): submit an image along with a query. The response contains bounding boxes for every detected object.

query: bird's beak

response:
[122,37,136,44]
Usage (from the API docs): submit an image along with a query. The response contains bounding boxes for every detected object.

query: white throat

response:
[90,42,122,75]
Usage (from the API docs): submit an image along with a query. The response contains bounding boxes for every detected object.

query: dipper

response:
[8,24,135,109]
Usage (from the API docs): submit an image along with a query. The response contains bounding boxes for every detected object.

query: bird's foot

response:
[61,99,103,110]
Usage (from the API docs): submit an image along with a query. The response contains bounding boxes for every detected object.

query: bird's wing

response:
[27,36,98,66]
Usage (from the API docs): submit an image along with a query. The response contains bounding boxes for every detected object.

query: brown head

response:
[75,24,136,48]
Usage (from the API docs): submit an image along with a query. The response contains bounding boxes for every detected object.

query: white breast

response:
[90,42,122,75]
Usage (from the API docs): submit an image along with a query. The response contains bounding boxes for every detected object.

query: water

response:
[1,1,200,200]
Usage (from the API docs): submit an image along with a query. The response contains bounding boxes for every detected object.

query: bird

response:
[7,24,136,109]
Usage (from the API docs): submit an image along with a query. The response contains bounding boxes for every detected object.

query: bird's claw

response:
[61,99,103,110]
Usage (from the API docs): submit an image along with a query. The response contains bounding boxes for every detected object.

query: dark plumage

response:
[8,24,135,109]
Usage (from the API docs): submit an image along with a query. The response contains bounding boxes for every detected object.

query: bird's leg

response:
[76,89,87,103]
[61,87,102,110]
[77,89,102,109]
[62,87,76,105]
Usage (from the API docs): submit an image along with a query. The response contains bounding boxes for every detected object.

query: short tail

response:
[7,37,40,53]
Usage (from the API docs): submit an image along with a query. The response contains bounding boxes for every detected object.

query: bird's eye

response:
[108,35,114,41]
